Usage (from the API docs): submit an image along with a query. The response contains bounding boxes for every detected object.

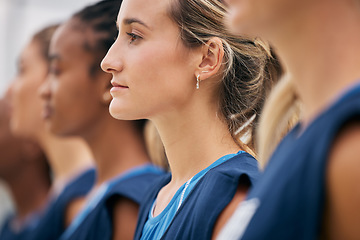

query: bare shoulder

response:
[212,184,248,240]
[64,197,87,227]
[112,197,139,240]
[324,121,360,239]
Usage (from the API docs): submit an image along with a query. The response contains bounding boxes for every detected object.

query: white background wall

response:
[0,0,100,226]
[0,0,100,97]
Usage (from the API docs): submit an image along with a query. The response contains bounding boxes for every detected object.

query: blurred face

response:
[40,19,108,138]
[225,0,307,37]
[8,40,47,138]
[101,0,200,121]
[0,97,24,177]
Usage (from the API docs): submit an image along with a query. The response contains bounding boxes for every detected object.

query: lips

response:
[111,80,128,88]
[110,80,129,96]
[42,103,53,120]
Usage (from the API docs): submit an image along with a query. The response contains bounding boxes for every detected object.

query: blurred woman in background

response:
[4,24,95,240]
[39,1,166,239]
[0,95,50,240]
[219,0,360,239]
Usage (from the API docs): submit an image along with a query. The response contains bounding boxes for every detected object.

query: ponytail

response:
[257,76,301,167]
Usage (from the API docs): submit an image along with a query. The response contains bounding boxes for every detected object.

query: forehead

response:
[20,40,43,62]
[50,19,92,59]
[118,0,172,28]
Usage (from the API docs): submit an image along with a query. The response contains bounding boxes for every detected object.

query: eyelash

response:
[126,32,142,44]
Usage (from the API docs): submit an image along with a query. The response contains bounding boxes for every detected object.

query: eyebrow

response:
[122,18,150,29]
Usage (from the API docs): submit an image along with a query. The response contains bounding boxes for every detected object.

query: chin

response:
[11,125,34,140]
[109,106,143,121]
[109,100,131,120]
[9,121,24,137]
[109,108,131,120]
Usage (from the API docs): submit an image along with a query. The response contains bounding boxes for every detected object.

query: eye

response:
[126,32,142,44]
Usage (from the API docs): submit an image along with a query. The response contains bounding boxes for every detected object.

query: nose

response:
[38,77,51,101]
[101,41,123,74]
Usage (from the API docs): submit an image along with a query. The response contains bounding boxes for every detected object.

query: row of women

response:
[0,0,359,239]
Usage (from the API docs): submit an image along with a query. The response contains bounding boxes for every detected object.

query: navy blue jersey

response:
[28,168,95,240]
[60,164,165,240]
[135,152,260,240]
[220,82,360,240]
[0,213,41,240]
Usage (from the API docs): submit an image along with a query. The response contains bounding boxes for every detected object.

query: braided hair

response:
[72,0,122,76]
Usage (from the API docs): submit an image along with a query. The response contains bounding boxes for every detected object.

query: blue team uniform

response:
[30,168,95,240]
[0,168,95,240]
[221,82,360,240]
[0,213,41,240]
[134,151,260,240]
[60,164,165,240]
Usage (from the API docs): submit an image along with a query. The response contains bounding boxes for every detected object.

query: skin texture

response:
[104,0,201,121]
[102,0,246,238]
[212,185,248,239]
[112,197,139,240]
[9,40,48,139]
[41,19,107,139]
[0,96,26,178]
[40,17,150,238]
[325,122,360,240]
[226,0,360,238]
[224,0,310,38]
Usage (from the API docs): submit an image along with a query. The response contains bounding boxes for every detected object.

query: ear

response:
[195,37,224,82]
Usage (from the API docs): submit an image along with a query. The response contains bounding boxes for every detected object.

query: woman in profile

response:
[39,1,166,239]
[0,95,50,240]
[5,24,95,240]
[220,0,360,239]
[101,0,281,239]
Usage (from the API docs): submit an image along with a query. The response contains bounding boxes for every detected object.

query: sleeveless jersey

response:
[0,213,41,240]
[218,82,360,240]
[29,168,95,240]
[60,164,165,240]
[135,152,260,240]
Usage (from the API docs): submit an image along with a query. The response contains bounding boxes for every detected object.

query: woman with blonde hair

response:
[219,0,360,239]
[101,0,281,238]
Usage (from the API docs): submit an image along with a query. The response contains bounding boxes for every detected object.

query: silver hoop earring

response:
[196,74,200,89]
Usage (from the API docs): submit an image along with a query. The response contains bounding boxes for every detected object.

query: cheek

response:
[53,79,84,120]
[11,76,44,136]
[226,0,261,35]
[134,42,193,89]
[110,39,196,120]
[50,73,102,134]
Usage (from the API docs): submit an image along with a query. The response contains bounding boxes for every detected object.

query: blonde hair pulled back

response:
[168,0,282,154]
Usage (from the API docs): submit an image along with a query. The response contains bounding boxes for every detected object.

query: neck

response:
[6,162,50,220]
[152,94,240,186]
[39,134,93,193]
[271,1,360,124]
[84,113,150,186]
